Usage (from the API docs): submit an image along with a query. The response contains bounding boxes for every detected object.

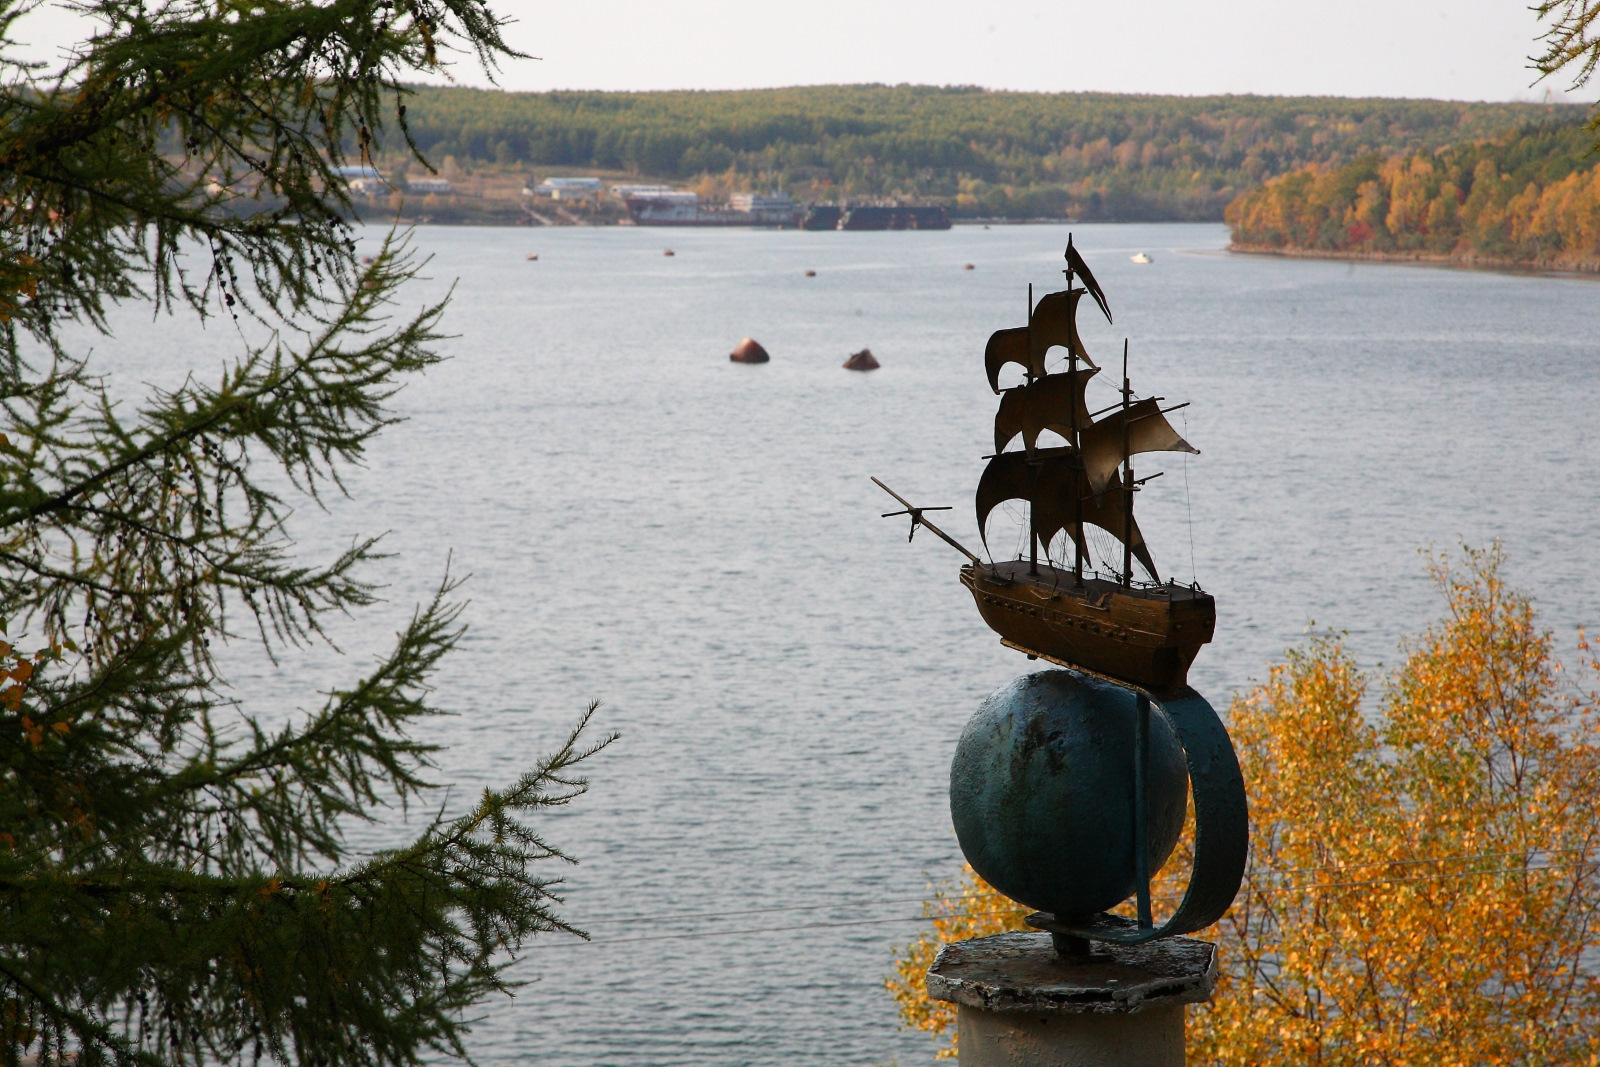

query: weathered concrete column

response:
[926,931,1216,1067]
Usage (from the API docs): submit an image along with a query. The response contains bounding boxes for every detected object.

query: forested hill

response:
[1227,122,1600,271]
[390,84,1583,220]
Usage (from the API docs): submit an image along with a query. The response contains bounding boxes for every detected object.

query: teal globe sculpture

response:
[950,670,1189,919]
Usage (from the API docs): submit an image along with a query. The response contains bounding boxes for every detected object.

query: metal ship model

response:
[877,238,1214,688]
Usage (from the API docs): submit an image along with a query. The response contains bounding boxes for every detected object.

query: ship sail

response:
[1065,236,1112,324]
[985,327,1035,393]
[877,235,1222,690]
[985,286,1109,393]
[975,449,1157,578]
[1029,289,1098,369]
[1038,468,1158,581]
[1078,398,1199,493]
[994,367,1098,453]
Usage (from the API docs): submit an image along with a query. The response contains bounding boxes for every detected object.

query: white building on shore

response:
[618,188,700,224]
[528,177,602,200]
[729,191,801,225]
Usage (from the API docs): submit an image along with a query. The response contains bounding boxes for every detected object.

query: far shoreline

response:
[1227,242,1600,279]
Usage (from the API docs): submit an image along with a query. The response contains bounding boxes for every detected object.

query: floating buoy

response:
[663,249,676,257]
[804,269,816,277]
[526,253,539,261]
[729,337,769,364]
[361,256,375,264]
[1130,252,1153,264]
[963,263,975,271]
[843,348,880,371]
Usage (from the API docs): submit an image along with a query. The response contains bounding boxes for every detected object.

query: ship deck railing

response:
[981,559,1206,599]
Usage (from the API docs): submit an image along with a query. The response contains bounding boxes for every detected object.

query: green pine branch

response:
[1,3,611,1066]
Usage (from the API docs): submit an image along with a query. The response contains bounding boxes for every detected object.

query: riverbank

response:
[1228,242,1600,276]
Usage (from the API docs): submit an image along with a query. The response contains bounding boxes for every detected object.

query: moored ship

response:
[877,237,1213,688]
[803,201,951,230]
[839,203,950,230]
[621,189,803,227]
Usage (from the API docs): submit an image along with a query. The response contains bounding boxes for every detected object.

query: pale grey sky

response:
[9,0,1590,102]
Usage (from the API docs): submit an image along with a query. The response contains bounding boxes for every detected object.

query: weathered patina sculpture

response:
[876,237,1247,951]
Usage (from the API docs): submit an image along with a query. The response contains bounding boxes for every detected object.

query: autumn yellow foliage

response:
[886,869,1030,1058]
[892,547,1600,1063]
[1225,125,1600,270]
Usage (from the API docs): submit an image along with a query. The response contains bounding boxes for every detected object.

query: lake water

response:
[99,221,1600,1065]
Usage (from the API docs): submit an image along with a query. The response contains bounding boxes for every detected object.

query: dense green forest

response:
[1227,122,1600,270]
[383,84,1583,220]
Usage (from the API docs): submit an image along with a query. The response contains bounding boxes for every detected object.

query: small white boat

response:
[1130,252,1153,264]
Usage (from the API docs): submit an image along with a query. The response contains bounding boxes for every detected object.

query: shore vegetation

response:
[385,85,1575,221]
[1226,122,1600,271]
[0,1,611,1065]
[1226,0,1600,271]
[892,549,1600,1063]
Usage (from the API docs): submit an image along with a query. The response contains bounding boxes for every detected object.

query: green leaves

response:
[1534,0,1600,89]
[1,4,610,1067]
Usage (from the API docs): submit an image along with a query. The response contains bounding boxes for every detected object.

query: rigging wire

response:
[573,845,1600,929]
[543,910,1027,948]
[1089,527,1121,577]
[1259,843,1600,879]
[1257,858,1597,897]
[1181,409,1196,584]
[586,893,1004,927]
[1000,500,1027,560]
[547,856,1600,948]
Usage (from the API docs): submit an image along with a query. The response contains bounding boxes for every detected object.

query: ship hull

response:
[961,561,1215,688]
[839,204,951,230]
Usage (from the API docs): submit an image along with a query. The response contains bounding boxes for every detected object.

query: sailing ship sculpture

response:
[877,236,1215,688]
[876,239,1247,948]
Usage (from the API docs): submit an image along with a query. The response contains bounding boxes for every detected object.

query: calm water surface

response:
[109,222,1600,1064]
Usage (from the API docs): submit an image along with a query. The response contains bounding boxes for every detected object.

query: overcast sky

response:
[9,0,1592,102]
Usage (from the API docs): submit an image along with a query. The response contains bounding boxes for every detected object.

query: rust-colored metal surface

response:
[878,235,1216,687]
[871,239,1244,948]
[993,368,1097,453]
[729,336,769,363]
[873,237,1244,948]
[961,561,1214,689]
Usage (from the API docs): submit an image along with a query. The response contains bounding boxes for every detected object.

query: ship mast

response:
[1121,339,1133,587]
[1026,284,1039,576]
[1065,247,1084,586]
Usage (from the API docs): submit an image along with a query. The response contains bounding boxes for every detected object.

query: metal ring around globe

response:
[1028,680,1249,946]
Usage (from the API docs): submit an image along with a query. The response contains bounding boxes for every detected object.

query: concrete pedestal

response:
[926,931,1216,1067]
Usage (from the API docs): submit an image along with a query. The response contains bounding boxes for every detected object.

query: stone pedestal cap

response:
[927,931,1216,1016]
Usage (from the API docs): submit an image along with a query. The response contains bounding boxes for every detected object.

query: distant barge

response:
[803,203,951,231]
[619,190,950,230]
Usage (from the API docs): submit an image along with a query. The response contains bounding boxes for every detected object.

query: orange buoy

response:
[729,337,770,364]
